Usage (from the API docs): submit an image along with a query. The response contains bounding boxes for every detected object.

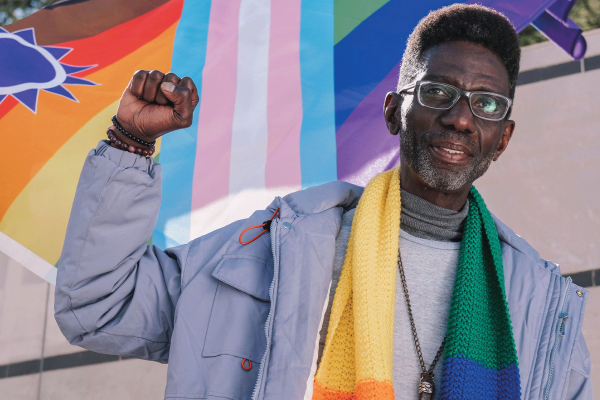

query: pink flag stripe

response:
[265,0,303,188]
[192,0,241,210]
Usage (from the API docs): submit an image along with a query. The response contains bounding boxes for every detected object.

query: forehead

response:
[419,41,510,95]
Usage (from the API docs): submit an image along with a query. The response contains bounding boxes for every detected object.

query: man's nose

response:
[439,96,475,133]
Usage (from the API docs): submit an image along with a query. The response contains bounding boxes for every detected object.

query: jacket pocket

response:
[203,255,273,363]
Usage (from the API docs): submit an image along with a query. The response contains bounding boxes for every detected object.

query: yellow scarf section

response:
[313,167,400,400]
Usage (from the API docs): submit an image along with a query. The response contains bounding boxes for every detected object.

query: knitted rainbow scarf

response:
[313,167,520,399]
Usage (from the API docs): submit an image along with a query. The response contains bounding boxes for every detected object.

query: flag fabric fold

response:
[0,0,584,283]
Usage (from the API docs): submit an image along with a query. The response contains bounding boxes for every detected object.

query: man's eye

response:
[425,86,450,97]
[473,97,498,113]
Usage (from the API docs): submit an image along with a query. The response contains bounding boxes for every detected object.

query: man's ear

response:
[384,92,402,135]
[493,119,515,161]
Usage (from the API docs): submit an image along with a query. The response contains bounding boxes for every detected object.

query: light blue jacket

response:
[55,142,592,399]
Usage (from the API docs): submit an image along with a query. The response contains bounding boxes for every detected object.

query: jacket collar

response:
[492,213,546,265]
[270,181,364,216]
[271,181,545,268]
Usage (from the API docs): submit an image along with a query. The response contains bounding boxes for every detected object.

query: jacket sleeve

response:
[564,331,593,399]
[54,141,189,363]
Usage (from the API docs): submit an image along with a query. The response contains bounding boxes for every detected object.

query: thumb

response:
[161,82,193,126]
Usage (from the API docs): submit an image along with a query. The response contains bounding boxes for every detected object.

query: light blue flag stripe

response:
[153,0,212,249]
[299,0,337,188]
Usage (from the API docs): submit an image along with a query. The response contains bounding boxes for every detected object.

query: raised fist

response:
[115,70,199,142]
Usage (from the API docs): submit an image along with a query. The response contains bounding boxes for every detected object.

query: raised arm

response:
[54,71,199,362]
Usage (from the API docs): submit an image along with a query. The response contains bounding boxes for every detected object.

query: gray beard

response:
[400,127,495,191]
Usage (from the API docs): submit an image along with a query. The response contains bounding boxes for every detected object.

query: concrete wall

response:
[0,252,168,399]
[478,28,600,277]
[1,29,600,400]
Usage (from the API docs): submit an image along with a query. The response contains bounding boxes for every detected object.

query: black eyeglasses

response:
[398,80,512,121]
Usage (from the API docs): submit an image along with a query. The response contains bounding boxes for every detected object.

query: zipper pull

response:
[559,313,569,336]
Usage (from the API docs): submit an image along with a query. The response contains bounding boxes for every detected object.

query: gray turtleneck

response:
[400,189,469,242]
[315,189,468,399]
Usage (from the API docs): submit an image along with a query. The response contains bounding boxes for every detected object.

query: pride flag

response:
[0,0,584,283]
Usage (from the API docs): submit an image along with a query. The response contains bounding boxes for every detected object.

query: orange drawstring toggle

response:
[239,208,280,245]
[241,358,252,370]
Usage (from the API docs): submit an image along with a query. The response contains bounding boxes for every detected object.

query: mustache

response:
[420,130,479,156]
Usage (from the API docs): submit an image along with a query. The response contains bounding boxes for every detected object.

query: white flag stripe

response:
[229,0,271,195]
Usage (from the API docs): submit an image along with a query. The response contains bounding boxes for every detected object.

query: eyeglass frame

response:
[398,80,513,121]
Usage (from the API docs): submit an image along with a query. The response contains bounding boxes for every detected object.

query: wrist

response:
[113,115,156,145]
[107,126,154,156]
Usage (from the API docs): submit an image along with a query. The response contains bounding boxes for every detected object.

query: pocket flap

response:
[212,255,273,301]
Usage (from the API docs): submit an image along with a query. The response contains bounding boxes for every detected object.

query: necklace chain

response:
[397,246,446,378]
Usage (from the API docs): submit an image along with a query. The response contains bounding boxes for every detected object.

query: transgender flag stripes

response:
[164,0,336,245]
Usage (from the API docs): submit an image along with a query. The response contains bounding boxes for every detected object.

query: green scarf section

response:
[439,186,520,398]
[445,186,518,366]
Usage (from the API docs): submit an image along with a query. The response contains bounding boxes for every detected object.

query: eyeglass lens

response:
[418,82,508,120]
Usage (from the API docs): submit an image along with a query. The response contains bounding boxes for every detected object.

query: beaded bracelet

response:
[111,115,156,147]
[107,126,155,156]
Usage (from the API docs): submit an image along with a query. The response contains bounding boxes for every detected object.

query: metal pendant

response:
[418,373,435,400]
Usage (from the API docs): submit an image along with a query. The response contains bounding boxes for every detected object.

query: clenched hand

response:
[115,70,199,142]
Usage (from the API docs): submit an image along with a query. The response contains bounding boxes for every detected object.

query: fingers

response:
[179,77,200,110]
[142,70,166,102]
[130,70,177,103]
[129,70,198,110]
[161,81,194,128]
[155,72,181,105]
[129,70,149,98]
[126,70,198,131]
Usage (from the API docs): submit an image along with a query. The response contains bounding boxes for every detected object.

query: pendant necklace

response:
[397,247,446,400]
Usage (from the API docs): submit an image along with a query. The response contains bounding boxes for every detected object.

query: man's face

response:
[385,40,515,193]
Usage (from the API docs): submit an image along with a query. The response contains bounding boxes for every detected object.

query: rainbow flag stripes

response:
[0,0,183,281]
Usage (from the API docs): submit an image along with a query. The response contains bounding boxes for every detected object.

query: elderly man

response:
[55,4,592,400]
